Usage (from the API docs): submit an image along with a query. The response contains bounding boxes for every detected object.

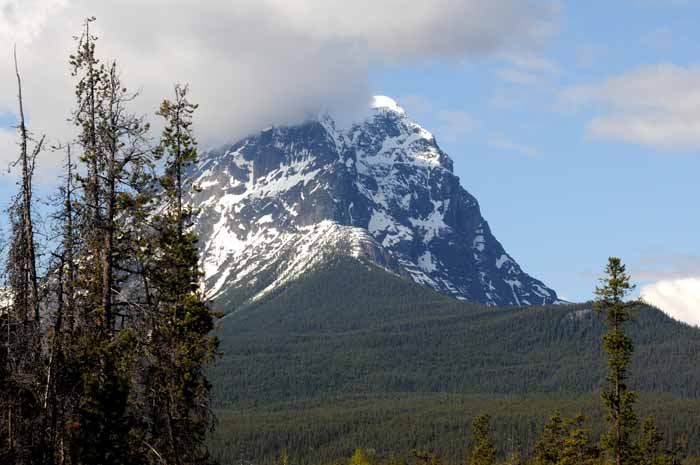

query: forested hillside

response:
[209,257,700,463]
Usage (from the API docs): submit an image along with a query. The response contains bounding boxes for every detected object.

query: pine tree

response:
[533,410,564,465]
[558,413,596,465]
[469,414,496,465]
[349,448,372,465]
[68,18,154,465]
[143,84,218,464]
[635,417,674,465]
[594,257,638,465]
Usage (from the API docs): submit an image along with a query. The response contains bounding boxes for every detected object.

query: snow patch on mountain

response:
[371,95,406,115]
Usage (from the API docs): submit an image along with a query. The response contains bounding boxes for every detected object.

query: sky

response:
[0,0,699,324]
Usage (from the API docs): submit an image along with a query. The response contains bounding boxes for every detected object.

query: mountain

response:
[189,96,559,308]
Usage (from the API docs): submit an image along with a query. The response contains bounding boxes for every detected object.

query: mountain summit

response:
[189,96,559,309]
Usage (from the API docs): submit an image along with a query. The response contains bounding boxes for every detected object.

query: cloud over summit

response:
[0,0,557,181]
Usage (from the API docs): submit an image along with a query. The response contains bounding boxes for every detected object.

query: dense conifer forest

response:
[208,258,700,465]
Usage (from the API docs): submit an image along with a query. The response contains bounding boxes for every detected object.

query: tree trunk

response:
[14,47,40,323]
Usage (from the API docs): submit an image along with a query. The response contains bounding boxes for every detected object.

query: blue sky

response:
[0,0,699,321]
[371,0,700,305]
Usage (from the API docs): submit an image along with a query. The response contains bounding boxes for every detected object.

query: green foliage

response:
[469,414,496,465]
[211,258,700,409]
[558,414,596,465]
[209,392,700,465]
[532,411,564,465]
[594,258,639,465]
[349,448,373,465]
[207,258,700,465]
[139,83,219,465]
[634,417,676,465]
[1,18,218,465]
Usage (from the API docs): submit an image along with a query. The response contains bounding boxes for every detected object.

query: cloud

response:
[0,0,558,185]
[434,110,477,141]
[627,251,700,326]
[501,52,561,74]
[558,64,700,150]
[488,134,540,157]
[398,95,477,142]
[641,278,700,327]
[494,52,560,88]
[631,250,700,282]
[632,0,693,6]
[488,89,530,109]
[0,0,67,47]
[575,44,607,68]
[400,95,435,115]
[496,68,543,86]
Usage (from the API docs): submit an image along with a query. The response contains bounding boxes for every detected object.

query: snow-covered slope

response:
[189,96,559,309]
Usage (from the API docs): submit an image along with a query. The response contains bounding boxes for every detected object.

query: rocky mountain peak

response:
[189,96,560,310]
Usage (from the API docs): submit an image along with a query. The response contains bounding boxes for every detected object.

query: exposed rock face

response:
[189,96,559,309]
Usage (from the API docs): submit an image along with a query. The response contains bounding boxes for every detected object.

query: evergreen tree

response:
[69,18,154,465]
[143,84,218,464]
[349,448,372,465]
[533,411,564,465]
[635,417,675,465]
[558,413,596,465]
[594,257,638,465]
[469,414,496,465]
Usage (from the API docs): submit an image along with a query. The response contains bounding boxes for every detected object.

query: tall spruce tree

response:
[594,257,638,465]
[69,18,154,465]
[469,414,496,465]
[144,84,219,464]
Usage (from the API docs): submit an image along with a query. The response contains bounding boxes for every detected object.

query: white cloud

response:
[0,0,557,185]
[0,0,67,47]
[400,95,435,115]
[496,68,543,86]
[435,110,477,141]
[641,277,700,327]
[575,44,607,68]
[559,64,700,150]
[397,96,476,142]
[502,52,561,74]
[632,0,693,6]
[495,52,560,88]
[632,251,700,282]
[488,134,540,157]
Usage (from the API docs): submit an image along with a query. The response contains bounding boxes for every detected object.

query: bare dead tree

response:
[13,45,42,323]
[0,45,47,465]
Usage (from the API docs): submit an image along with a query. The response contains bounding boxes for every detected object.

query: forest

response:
[1,17,218,465]
[208,257,700,465]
